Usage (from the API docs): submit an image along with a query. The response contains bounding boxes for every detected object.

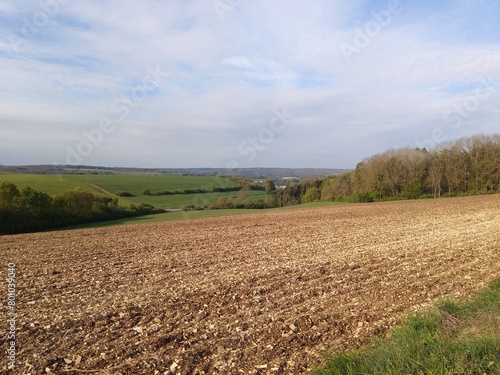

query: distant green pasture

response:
[64,209,269,230]
[0,173,271,209]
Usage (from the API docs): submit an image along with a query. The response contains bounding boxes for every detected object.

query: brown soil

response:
[1,195,499,374]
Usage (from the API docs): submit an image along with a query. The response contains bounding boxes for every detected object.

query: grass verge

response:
[315,277,500,375]
[63,209,269,229]
[64,201,349,230]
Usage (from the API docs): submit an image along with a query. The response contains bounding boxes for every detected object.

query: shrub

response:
[117,191,134,197]
[216,196,229,209]
[354,193,374,203]
[302,187,321,203]
[157,190,174,195]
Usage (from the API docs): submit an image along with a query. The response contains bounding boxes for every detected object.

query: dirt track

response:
[1,195,500,374]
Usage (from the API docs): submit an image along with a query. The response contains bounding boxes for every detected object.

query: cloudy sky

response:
[1,0,499,169]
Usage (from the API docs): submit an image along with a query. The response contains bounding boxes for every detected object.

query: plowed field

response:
[2,195,500,374]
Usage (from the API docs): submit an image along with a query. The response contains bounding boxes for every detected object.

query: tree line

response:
[0,183,163,234]
[143,185,266,197]
[180,180,277,211]
[276,134,500,205]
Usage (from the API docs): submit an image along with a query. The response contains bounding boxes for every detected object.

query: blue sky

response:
[1,0,499,169]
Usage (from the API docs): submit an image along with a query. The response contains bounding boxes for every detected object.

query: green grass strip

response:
[315,277,500,375]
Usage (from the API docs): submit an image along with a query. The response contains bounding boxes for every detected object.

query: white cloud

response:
[1,0,499,168]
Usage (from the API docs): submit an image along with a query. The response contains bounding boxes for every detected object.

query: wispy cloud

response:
[1,0,499,168]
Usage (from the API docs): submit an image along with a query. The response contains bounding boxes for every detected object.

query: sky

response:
[1,0,499,169]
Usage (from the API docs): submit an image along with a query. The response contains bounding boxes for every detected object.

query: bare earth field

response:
[1,195,500,374]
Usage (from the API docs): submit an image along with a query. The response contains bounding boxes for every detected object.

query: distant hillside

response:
[0,165,348,179]
[162,167,348,178]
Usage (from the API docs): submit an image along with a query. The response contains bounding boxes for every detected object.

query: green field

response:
[0,173,236,195]
[0,173,272,209]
